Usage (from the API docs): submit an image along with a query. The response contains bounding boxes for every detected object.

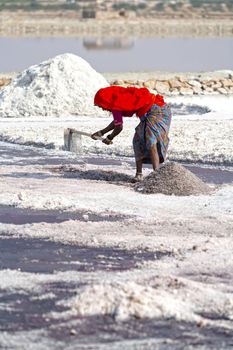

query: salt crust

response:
[0,53,109,117]
[0,116,232,348]
[0,154,232,219]
[0,116,232,164]
[71,281,197,322]
[0,95,233,164]
[1,267,232,327]
[69,278,233,324]
[0,151,231,329]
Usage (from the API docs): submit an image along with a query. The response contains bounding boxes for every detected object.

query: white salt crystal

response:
[0,53,109,118]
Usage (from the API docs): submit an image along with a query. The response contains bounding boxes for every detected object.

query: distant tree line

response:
[189,0,233,8]
[0,0,80,11]
[0,0,233,12]
[112,2,147,11]
[154,0,233,11]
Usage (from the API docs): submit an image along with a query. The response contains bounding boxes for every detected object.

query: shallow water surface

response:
[0,236,168,273]
[1,37,233,72]
[0,205,129,225]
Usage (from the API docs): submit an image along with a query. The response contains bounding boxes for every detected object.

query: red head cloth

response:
[94,86,165,117]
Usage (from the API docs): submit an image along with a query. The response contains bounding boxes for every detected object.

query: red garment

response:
[94,86,165,117]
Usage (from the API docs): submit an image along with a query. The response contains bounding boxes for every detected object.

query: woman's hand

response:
[102,136,113,145]
[91,130,103,140]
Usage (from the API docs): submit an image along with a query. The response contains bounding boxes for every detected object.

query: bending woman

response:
[92,86,172,181]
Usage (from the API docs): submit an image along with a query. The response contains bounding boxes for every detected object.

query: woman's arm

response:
[92,122,123,143]
[107,125,123,141]
[92,110,123,144]
[102,125,123,145]
[101,121,115,135]
[91,121,115,140]
[105,110,123,141]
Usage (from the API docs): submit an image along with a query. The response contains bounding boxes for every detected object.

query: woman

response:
[92,86,172,181]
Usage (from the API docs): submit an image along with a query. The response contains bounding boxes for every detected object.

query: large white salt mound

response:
[0,53,109,117]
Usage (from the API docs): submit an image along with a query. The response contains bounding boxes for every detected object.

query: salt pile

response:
[58,165,134,184]
[0,53,109,117]
[135,162,211,196]
[70,281,198,322]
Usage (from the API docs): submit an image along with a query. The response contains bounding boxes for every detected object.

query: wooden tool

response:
[64,128,105,153]
[67,128,105,140]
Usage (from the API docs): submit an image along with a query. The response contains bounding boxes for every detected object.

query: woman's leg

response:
[132,158,143,181]
[135,159,143,181]
[133,131,144,180]
[150,144,160,171]
[136,159,143,174]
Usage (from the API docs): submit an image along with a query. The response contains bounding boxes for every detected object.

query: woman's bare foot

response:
[133,173,143,182]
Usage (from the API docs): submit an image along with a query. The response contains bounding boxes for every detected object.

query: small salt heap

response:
[0,53,109,117]
[135,162,212,196]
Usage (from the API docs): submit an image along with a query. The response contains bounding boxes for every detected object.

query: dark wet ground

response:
[0,141,232,184]
[0,141,79,166]
[1,295,232,349]
[0,205,130,225]
[0,236,170,333]
[0,142,233,349]
[52,316,233,349]
[184,164,233,185]
[84,157,233,185]
[0,236,169,273]
[0,236,232,349]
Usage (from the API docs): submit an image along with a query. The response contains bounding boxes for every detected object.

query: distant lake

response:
[1,36,233,73]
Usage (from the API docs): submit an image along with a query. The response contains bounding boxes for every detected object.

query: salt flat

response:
[0,92,232,349]
[0,140,232,349]
[0,95,232,164]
